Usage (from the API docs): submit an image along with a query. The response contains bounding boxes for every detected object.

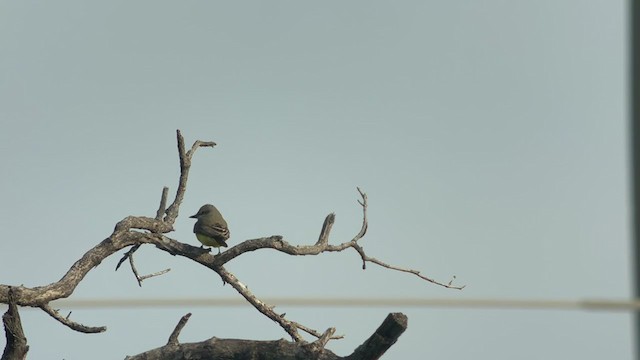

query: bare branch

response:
[212,188,464,290]
[156,187,169,220]
[126,313,404,360]
[0,233,137,306]
[361,255,465,290]
[115,244,141,272]
[0,129,453,356]
[164,130,216,224]
[353,187,369,242]
[215,266,304,342]
[128,250,143,286]
[113,216,173,234]
[126,337,341,360]
[138,269,171,282]
[346,312,407,360]
[127,251,171,287]
[0,130,215,305]
[167,313,191,346]
[1,287,29,360]
[188,140,217,156]
[0,186,456,342]
[305,327,336,353]
[316,214,335,246]
[293,322,343,341]
[352,189,463,289]
[39,304,105,333]
[126,189,459,341]
[116,244,170,286]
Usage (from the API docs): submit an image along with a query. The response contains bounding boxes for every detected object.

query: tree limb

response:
[115,243,171,287]
[156,187,169,221]
[216,266,304,342]
[164,130,215,224]
[211,190,464,290]
[0,129,460,357]
[124,313,405,360]
[346,312,408,360]
[39,304,106,333]
[166,313,191,346]
[1,287,29,360]
[0,131,212,319]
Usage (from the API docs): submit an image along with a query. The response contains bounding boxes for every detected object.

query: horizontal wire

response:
[4,298,630,312]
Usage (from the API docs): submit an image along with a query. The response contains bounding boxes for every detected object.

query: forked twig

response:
[349,189,464,290]
[116,244,170,286]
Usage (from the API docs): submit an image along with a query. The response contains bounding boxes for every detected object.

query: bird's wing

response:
[195,222,230,240]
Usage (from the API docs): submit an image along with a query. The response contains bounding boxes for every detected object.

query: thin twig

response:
[123,245,170,286]
[128,252,143,286]
[139,269,171,282]
[364,256,465,290]
[354,187,369,241]
[39,304,105,333]
[188,140,217,157]
[115,244,141,271]
[293,322,344,340]
[350,188,463,289]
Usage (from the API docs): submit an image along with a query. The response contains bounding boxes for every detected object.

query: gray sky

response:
[0,1,630,359]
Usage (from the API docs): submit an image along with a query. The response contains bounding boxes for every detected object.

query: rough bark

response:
[346,313,408,360]
[1,287,29,360]
[125,312,407,360]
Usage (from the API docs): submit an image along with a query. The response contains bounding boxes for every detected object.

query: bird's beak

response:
[189,214,198,219]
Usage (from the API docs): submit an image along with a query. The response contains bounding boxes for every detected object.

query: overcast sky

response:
[0,1,630,359]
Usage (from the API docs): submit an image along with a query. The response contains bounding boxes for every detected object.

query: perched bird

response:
[189,204,230,254]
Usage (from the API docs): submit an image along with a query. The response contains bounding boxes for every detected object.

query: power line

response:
[7,297,635,312]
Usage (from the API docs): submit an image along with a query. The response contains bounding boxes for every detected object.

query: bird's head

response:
[189,204,216,219]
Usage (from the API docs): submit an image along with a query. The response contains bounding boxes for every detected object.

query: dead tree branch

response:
[1,129,460,357]
[1,287,29,360]
[293,322,344,341]
[164,130,215,224]
[115,243,170,287]
[0,130,214,332]
[212,189,464,290]
[346,312,408,360]
[125,312,404,360]
[115,186,461,343]
[156,186,169,221]
[39,304,105,333]
[166,313,191,346]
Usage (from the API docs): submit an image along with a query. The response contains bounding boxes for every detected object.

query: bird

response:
[189,204,230,254]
